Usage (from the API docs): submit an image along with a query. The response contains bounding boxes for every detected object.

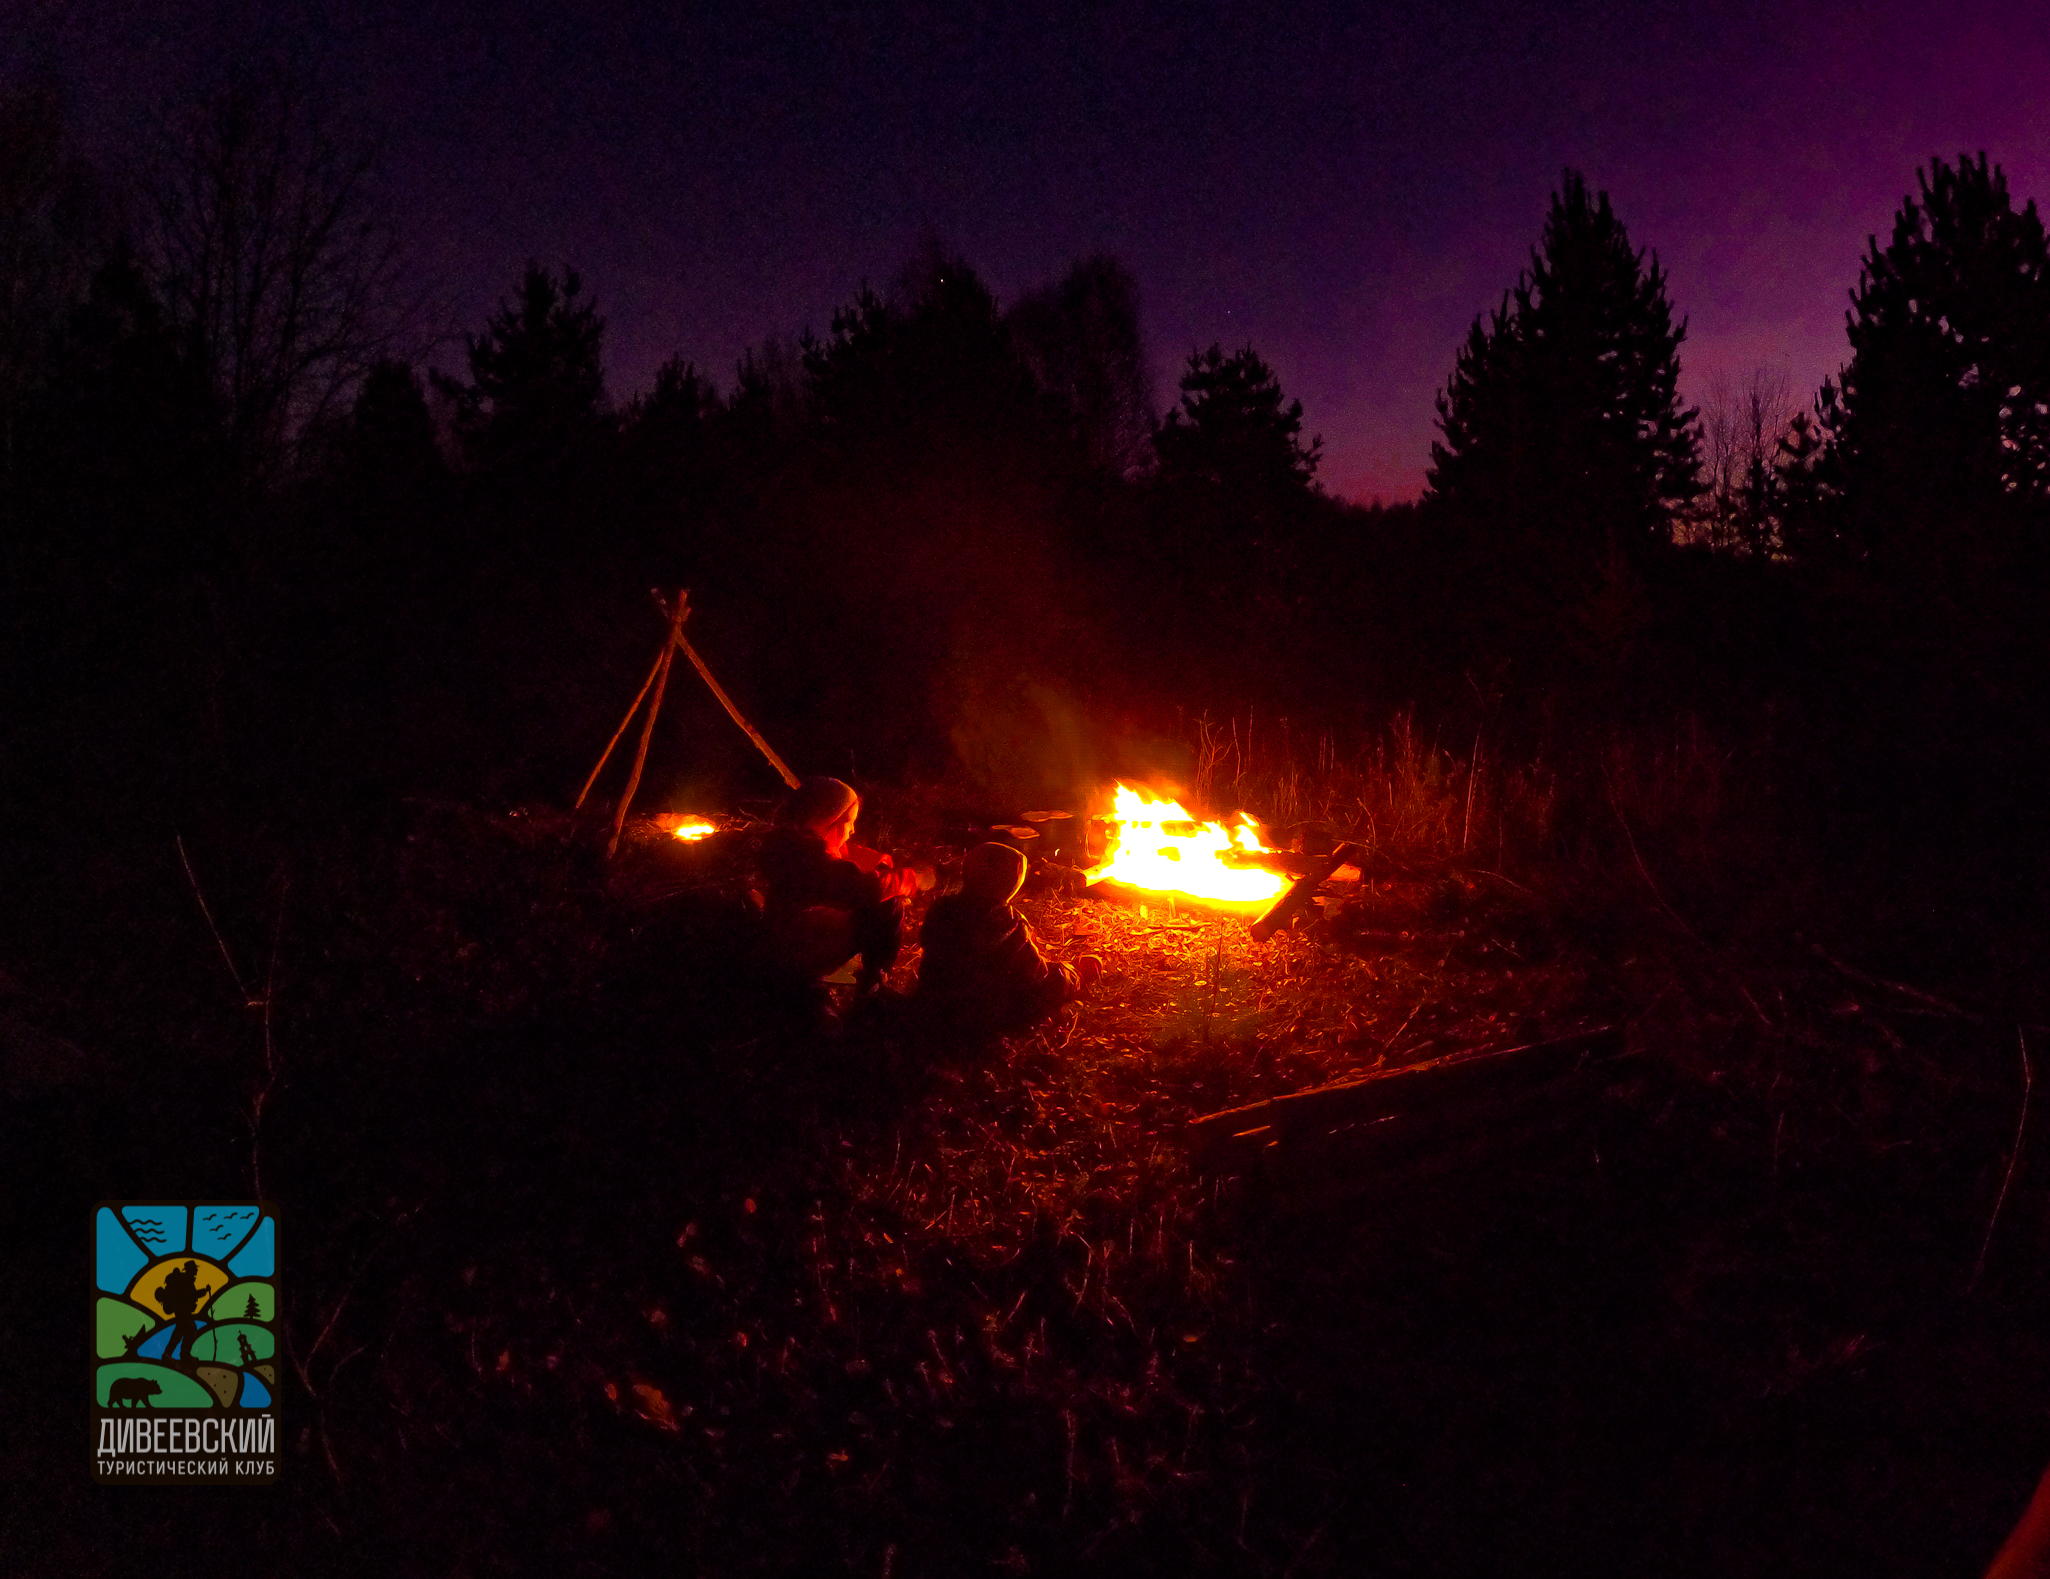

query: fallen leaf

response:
[631,1381,681,1432]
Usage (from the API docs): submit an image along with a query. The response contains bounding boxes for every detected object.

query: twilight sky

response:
[12,0,2050,501]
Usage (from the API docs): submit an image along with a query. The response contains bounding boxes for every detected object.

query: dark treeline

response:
[5,74,2049,885]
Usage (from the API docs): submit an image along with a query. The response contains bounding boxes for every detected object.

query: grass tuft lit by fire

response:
[854,872,1589,1285]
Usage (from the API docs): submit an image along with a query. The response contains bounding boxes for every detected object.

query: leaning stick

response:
[575,641,671,811]
[650,591,801,789]
[1248,843,1366,944]
[609,592,687,858]
[673,628,801,788]
[1970,1024,2033,1292]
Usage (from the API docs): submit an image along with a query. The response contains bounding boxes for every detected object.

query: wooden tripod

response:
[576,588,801,858]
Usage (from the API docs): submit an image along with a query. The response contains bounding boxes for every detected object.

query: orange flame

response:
[662,814,718,842]
[1089,784,1286,906]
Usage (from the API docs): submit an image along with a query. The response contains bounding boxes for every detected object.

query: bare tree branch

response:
[141,64,420,494]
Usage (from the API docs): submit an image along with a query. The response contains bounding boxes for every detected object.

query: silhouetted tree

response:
[802,252,1042,460]
[1814,153,2050,575]
[1143,344,1323,673]
[1695,366,1793,557]
[0,84,99,487]
[1153,343,1319,501]
[1774,408,1831,563]
[617,355,722,575]
[11,245,222,812]
[727,336,807,444]
[316,357,447,613]
[1790,156,2050,838]
[345,358,444,500]
[437,261,609,478]
[1428,171,1699,574]
[730,248,1092,777]
[141,65,408,498]
[628,355,718,437]
[34,246,214,538]
[1007,254,1156,477]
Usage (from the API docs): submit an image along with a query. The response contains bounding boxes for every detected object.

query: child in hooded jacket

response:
[915,842,1101,1037]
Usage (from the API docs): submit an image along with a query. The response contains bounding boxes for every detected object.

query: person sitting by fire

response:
[758,776,918,1000]
[914,841,1102,1039]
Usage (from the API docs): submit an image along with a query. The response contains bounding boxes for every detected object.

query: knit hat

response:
[781,776,859,830]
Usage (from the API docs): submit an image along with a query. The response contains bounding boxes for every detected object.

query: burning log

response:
[1218,848,1351,878]
[1246,843,1369,943]
[1082,786,1289,911]
[1076,785,1372,921]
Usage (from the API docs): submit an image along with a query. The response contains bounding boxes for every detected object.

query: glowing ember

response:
[1088,784,1288,907]
[662,814,718,842]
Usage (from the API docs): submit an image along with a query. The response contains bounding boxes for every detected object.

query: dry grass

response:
[857,873,1594,1282]
[19,721,2045,1575]
[726,842,1622,1563]
[803,708,1770,1408]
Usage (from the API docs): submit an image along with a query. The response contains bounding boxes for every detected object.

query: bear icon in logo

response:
[108,1377,160,1408]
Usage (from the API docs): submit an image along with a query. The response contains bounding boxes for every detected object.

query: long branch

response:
[1971,1025,2033,1290]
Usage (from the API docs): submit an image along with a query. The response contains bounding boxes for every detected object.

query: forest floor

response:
[7,798,2050,1576]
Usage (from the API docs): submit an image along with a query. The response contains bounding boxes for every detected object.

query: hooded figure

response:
[914,842,1101,1038]
[757,777,916,996]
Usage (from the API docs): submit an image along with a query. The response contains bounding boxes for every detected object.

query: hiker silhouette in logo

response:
[155,1260,212,1365]
[108,1377,160,1408]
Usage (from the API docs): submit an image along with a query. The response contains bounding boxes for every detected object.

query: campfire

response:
[658,813,719,842]
[1085,784,1289,911]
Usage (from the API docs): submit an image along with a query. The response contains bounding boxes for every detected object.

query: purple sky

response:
[14,0,2050,501]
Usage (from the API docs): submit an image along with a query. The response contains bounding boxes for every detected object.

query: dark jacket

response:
[758,827,887,916]
[915,892,1077,1035]
[756,827,905,981]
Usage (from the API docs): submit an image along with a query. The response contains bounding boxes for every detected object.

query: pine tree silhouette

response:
[1817,152,2050,571]
[1428,170,1699,574]
[1150,343,1322,618]
[434,261,609,477]
[1154,344,1321,500]
[243,1292,261,1319]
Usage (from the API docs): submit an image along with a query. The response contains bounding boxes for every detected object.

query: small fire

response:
[1089,784,1287,907]
[662,814,718,842]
